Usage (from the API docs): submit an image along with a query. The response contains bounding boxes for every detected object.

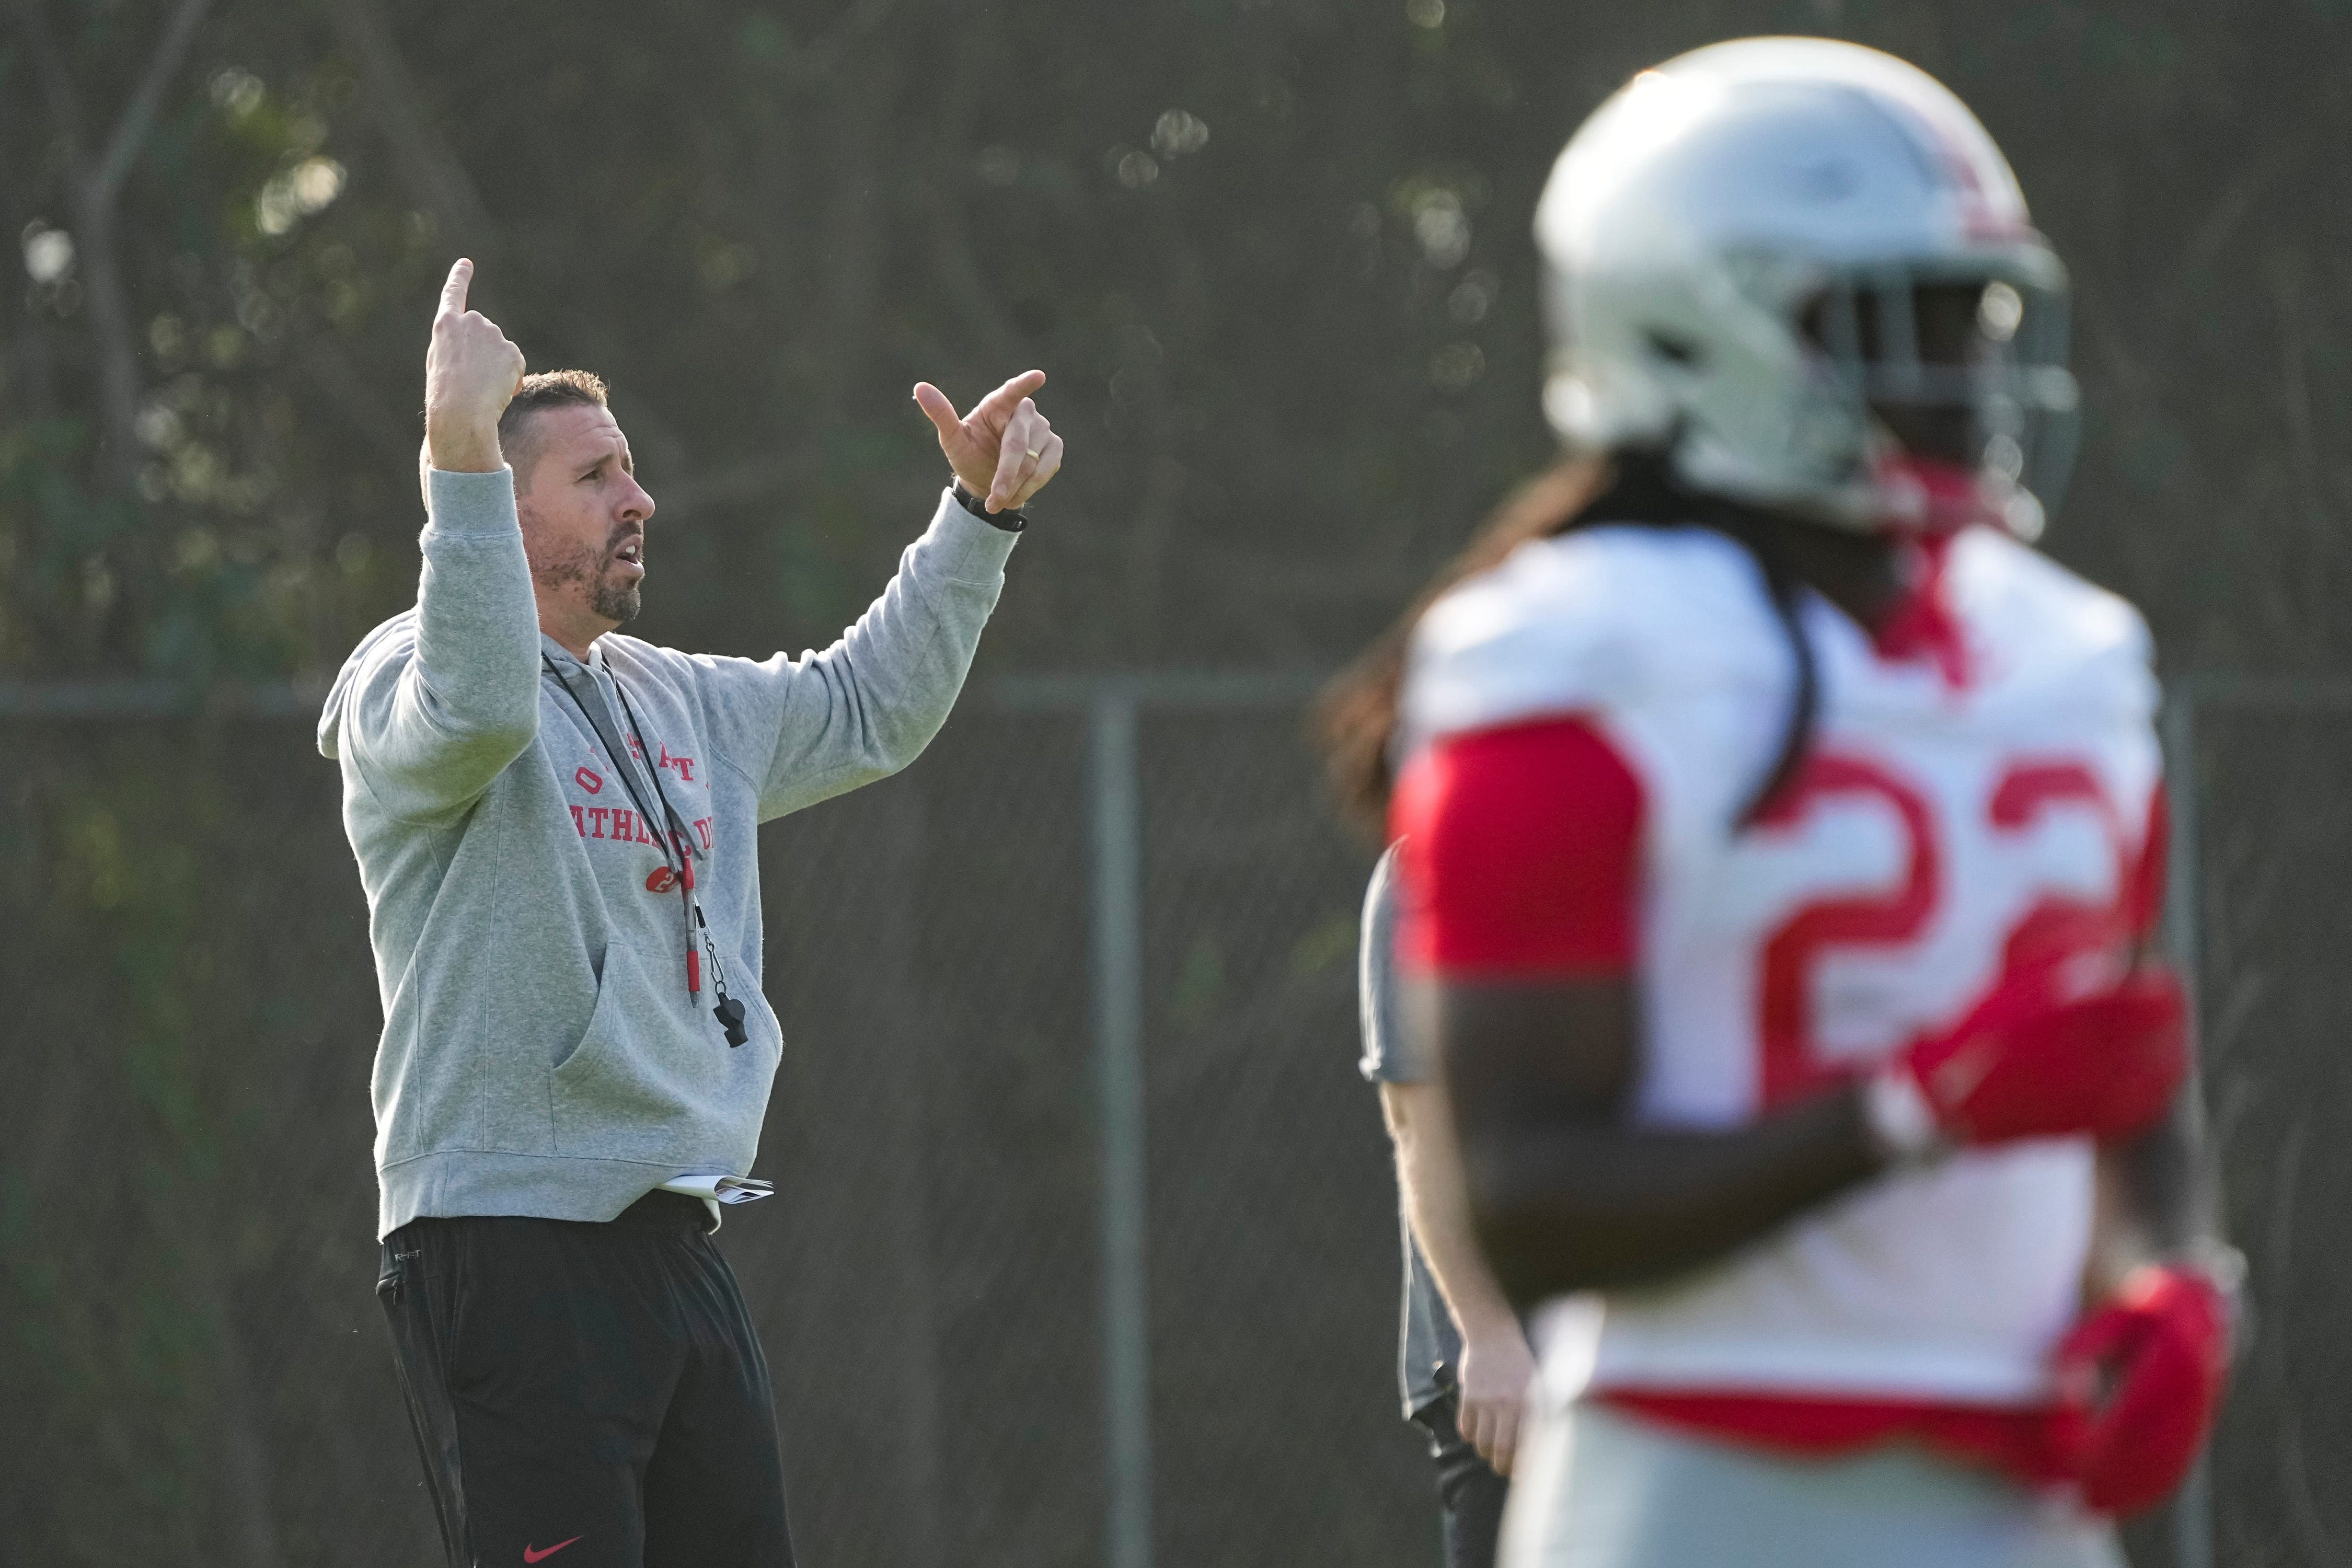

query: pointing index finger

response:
[440,258,474,318]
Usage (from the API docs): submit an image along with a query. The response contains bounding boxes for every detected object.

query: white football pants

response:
[1500,1401,2126,1568]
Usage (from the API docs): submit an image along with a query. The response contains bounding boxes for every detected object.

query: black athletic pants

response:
[1411,1388,1510,1568]
[377,1191,794,1568]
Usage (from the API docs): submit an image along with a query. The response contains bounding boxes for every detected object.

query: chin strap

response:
[1870,452,2013,536]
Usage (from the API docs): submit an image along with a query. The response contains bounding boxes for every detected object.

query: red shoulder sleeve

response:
[1389,716,1645,979]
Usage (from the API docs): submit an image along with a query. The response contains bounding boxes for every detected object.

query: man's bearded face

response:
[532,526,643,628]
[512,402,654,639]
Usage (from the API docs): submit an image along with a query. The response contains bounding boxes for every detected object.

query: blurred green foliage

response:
[8,0,2352,686]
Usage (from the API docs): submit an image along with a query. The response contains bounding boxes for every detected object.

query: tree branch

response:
[89,0,214,210]
[12,0,215,501]
[316,0,498,254]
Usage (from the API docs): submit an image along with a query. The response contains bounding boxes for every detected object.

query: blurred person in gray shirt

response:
[1359,844,1536,1568]
[318,259,1064,1568]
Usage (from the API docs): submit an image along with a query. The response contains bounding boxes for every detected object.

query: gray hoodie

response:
[319,468,1017,1236]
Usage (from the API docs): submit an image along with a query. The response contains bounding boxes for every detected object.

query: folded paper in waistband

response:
[657,1173,775,1205]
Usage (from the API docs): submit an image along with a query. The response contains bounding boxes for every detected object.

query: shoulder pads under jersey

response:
[1944,528,2157,723]
[1400,524,1788,753]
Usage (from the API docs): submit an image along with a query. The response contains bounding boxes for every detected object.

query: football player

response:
[1335,37,2236,1567]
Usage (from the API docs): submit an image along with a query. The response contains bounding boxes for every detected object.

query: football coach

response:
[318,258,1063,1568]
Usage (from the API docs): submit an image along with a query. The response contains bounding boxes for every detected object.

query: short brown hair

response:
[500,368,609,478]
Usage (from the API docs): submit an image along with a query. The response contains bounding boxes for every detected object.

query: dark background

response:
[3,1,2349,1563]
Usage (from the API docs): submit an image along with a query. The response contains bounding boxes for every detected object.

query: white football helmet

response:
[1536,37,2077,538]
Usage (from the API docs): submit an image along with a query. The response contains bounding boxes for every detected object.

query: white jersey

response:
[1401,523,2162,1407]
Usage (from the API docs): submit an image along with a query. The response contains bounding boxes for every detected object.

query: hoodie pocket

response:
[552,941,631,1078]
[548,942,724,1158]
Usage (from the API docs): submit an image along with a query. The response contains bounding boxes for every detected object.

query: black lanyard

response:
[546,653,749,1046]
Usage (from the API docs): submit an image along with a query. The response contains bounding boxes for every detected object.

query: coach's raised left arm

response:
[683,371,1064,822]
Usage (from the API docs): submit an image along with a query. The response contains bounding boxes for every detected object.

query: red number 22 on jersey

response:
[1753,752,2150,1106]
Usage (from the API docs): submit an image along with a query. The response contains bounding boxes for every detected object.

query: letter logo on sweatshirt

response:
[575,766,604,794]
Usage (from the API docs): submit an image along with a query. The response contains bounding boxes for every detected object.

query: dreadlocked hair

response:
[1314,449,1819,842]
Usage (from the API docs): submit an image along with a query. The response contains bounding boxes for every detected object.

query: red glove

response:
[1866,968,2188,1155]
[2050,1262,2234,1516]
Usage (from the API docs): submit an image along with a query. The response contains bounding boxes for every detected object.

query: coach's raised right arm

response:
[328,260,537,823]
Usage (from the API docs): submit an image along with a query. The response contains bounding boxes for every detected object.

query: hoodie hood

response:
[318,608,419,761]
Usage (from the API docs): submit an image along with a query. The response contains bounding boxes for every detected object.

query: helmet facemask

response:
[1793,261,2078,539]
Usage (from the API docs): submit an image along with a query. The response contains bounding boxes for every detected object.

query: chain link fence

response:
[0,675,2345,1566]
[2157,682,2352,1568]
[0,681,1419,1568]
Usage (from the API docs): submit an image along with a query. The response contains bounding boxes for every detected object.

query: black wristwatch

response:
[952,479,1027,533]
